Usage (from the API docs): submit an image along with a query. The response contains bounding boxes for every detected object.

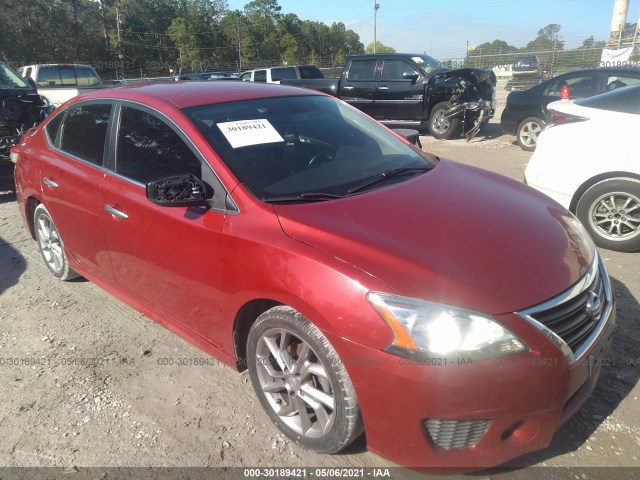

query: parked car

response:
[175,72,240,81]
[18,64,109,107]
[13,81,615,469]
[0,61,53,159]
[525,84,640,252]
[281,53,496,141]
[240,65,324,84]
[512,55,542,77]
[501,67,640,150]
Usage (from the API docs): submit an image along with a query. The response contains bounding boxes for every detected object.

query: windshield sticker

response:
[217,119,284,149]
[412,57,425,64]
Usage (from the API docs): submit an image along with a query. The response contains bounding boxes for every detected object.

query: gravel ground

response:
[0,81,638,479]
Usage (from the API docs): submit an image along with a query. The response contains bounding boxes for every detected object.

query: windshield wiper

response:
[261,192,347,203]
[348,166,432,194]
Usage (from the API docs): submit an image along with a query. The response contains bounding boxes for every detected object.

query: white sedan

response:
[525,84,640,252]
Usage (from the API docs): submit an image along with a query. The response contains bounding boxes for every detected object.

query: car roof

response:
[74,81,321,109]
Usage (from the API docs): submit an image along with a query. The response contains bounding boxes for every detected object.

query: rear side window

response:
[59,103,111,165]
[576,86,640,115]
[45,112,64,144]
[254,70,267,83]
[116,106,201,184]
[346,60,377,81]
[271,67,297,81]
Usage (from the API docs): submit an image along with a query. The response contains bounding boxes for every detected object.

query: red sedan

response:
[12,82,615,469]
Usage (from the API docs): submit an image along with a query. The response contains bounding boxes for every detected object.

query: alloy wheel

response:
[254,328,336,438]
[589,192,640,241]
[519,120,542,148]
[36,213,64,275]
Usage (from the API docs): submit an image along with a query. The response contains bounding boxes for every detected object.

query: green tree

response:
[523,24,564,52]
[168,17,202,71]
[365,41,395,53]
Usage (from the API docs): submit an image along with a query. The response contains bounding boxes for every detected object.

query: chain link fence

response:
[58,45,640,87]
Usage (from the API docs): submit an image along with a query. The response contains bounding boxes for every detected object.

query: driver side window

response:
[115,106,202,184]
[381,59,415,81]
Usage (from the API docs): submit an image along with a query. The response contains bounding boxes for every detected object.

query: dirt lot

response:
[0,85,639,479]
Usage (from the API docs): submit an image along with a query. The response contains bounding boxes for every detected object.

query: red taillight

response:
[560,85,570,100]
[547,109,587,127]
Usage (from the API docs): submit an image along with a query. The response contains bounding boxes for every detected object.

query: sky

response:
[226,0,640,59]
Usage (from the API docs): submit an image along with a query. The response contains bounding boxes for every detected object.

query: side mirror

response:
[402,70,419,82]
[146,173,208,207]
[26,77,37,90]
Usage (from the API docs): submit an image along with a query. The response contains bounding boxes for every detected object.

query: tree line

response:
[0,0,365,73]
[464,23,639,73]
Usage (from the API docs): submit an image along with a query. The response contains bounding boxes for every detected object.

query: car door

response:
[39,101,114,278]
[100,102,229,344]
[338,58,378,117]
[372,57,424,121]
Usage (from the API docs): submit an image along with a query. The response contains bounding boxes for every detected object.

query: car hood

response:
[273,159,595,315]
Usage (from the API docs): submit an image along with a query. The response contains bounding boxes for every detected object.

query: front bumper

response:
[326,261,616,470]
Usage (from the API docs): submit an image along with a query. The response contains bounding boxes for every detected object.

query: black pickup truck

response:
[281,53,496,140]
[1,61,53,160]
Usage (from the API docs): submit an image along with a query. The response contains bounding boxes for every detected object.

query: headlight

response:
[368,292,528,360]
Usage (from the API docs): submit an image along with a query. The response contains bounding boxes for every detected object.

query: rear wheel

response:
[34,204,79,280]
[428,102,461,140]
[516,116,544,151]
[247,306,363,453]
[576,178,640,252]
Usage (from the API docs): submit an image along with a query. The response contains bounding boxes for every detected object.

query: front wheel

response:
[428,102,461,140]
[516,116,544,151]
[34,204,79,280]
[247,306,363,453]
[576,178,640,252]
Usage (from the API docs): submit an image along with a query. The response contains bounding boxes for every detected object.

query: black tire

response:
[33,204,80,280]
[576,178,640,252]
[428,102,461,140]
[247,306,363,453]
[516,116,545,151]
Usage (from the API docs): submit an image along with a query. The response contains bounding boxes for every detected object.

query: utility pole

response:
[373,1,380,53]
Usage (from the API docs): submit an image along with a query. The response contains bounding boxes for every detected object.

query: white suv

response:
[240,65,324,84]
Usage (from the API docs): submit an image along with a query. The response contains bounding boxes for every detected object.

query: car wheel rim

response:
[520,121,541,147]
[36,213,64,274]
[432,110,450,134]
[589,192,640,241]
[255,328,336,439]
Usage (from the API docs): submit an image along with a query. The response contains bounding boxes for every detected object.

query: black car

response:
[174,72,240,81]
[501,67,640,151]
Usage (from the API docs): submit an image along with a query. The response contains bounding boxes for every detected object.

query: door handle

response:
[104,204,129,219]
[43,177,59,188]
[342,86,355,91]
[377,86,390,90]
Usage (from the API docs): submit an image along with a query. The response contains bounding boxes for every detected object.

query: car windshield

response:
[0,63,29,89]
[411,55,445,74]
[184,95,437,201]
